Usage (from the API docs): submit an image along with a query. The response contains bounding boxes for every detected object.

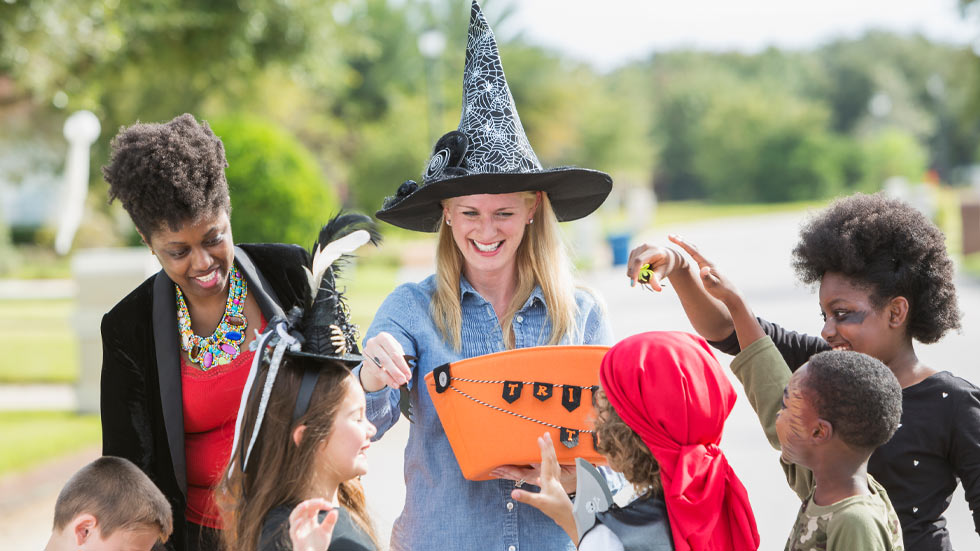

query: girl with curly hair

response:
[100,113,314,551]
[627,192,978,551]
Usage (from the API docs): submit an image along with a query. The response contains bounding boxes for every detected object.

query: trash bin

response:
[606,233,631,266]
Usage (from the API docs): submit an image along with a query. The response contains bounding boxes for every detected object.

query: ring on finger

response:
[514,478,525,488]
[371,355,383,368]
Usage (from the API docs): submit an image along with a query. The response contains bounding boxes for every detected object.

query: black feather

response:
[302,212,381,356]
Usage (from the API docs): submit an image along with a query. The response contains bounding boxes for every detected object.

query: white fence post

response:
[72,248,159,414]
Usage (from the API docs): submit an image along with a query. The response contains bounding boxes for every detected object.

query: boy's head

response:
[776,350,902,466]
[49,456,172,551]
[593,387,661,496]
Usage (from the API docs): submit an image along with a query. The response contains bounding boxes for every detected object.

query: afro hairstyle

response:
[792,192,961,344]
[103,113,230,238]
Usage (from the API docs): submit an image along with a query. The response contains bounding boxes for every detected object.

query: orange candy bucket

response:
[424,345,610,481]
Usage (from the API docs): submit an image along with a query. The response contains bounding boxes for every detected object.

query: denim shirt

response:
[357,274,613,551]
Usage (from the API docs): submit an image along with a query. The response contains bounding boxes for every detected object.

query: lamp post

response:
[418,29,446,146]
[55,110,100,255]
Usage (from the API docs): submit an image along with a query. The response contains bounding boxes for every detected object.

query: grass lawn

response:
[0,411,100,476]
[0,299,77,383]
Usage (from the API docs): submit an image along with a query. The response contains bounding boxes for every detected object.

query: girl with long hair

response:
[217,214,381,551]
[218,361,378,551]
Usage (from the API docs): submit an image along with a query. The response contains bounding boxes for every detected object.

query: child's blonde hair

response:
[432,191,579,350]
[593,388,662,496]
[53,456,173,542]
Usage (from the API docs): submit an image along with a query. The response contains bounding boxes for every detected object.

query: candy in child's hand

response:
[637,264,655,284]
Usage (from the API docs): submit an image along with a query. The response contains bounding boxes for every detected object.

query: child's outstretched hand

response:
[668,235,741,305]
[510,432,578,545]
[289,498,338,551]
[625,241,688,291]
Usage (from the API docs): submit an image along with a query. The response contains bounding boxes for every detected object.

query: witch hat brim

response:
[377,168,612,232]
[375,1,612,232]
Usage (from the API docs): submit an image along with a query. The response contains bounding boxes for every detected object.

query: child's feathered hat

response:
[229,213,380,472]
[375,0,613,232]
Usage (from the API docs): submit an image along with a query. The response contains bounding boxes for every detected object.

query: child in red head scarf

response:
[513,331,760,551]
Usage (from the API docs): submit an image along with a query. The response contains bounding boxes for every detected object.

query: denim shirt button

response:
[516,315,524,323]
[508,546,516,551]
[506,501,514,511]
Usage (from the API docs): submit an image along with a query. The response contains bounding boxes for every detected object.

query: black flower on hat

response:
[376,0,612,233]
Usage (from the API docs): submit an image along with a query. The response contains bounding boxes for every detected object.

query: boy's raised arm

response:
[673,238,815,500]
[670,237,765,350]
[625,235,736,342]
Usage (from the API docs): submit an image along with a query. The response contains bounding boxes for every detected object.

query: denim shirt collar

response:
[459,276,546,312]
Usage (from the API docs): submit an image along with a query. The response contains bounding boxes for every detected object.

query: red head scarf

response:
[599,331,759,551]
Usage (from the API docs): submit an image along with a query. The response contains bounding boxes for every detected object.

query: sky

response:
[499,0,978,70]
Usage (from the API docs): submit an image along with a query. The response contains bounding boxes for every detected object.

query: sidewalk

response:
[0,446,100,551]
[0,384,75,411]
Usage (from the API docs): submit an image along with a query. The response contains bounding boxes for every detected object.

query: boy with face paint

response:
[692,257,905,550]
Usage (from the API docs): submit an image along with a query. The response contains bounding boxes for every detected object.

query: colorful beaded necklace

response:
[176,266,248,371]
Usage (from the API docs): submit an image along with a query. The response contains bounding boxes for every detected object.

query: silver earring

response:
[446,219,451,226]
[528,218,534,225]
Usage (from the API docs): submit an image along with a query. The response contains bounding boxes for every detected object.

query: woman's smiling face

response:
[443,192,539,277]
[143,209,235,302]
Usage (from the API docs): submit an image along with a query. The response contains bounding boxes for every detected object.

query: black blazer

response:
[100,243,311,551]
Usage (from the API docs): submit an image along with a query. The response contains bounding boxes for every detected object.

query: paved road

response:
[3,209,978,550]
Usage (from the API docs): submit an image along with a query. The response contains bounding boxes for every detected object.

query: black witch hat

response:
[376,0,613,232]
[230,213,380,471]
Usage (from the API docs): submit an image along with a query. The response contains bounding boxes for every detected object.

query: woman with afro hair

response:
[100,114,313,551]
[625,192,979,551]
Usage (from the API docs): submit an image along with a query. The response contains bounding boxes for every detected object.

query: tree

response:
[691,84,846,203]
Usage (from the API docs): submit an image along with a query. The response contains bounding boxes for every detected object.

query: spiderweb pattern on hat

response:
[425,1,540,183]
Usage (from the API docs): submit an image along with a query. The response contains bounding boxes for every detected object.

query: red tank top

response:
[181,315,265,529]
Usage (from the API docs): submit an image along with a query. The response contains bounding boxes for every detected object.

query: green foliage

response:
[0,411,100,476]
[856,129,929,192]
[210,116,339,246]
[2,0,979,226]
[347,94,431,214]
[689,84,846,202]
[0,210,17,276]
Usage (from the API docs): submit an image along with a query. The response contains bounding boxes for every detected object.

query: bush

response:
[209,116,339,246]
[855,129,928,192]
[0,210,17,276]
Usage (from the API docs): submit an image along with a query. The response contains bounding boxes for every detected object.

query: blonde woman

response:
[355,4,614,550]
